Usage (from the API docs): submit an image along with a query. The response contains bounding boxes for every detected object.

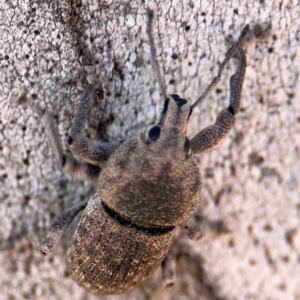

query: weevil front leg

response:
[190,48,246,153]
[38,200,88,255]
[15,92,100,180]
[67,81,124,166]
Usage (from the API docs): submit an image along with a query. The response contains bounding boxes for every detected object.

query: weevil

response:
[15,10,249,295]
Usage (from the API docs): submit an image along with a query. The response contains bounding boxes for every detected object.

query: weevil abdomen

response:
[67,193,174,295]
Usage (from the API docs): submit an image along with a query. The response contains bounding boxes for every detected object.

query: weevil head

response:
[141,94,192,160]
[99,94,201,229]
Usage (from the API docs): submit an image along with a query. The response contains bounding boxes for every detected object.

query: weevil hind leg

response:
[190,48,247,154]
[38,200,88,256]
[161,219,203,288]
[161,247,176,287]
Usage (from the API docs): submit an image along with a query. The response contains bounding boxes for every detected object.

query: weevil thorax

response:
[99,94,202,229]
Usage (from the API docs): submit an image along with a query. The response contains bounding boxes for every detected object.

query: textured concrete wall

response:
[0,0,299,299]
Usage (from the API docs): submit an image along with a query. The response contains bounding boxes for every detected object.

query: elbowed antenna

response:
[146,9,249,114]
[190,24,250,111]
[146,9,167,100]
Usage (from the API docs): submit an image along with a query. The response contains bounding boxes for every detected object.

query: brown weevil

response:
[15,9,249,295]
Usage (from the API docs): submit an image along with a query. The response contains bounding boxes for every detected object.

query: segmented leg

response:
[191,25,249,109]
[38,200,88,255]
[161,247,176,287]
[181,218,203,241]
[67,82,124,166]
[190,48,246,153]
[15,92,100,180]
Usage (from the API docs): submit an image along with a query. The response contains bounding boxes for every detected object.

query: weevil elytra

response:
[15,10,249,295]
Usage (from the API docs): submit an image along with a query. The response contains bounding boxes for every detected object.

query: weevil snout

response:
[142,94,192,160]
[159,94,191,131]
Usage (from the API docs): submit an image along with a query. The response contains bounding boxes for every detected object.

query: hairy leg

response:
[15,92,100,180]
[181,218,203,241]
[190,49,247,153]
[38,200,88,255]
[161,247,176,287]
[67,81,124,165]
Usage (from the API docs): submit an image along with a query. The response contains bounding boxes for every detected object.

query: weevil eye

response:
[148,125,161,141]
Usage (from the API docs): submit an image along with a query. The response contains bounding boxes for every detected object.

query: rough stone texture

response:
[0,0,299,300]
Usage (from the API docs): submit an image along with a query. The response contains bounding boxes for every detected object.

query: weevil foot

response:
[38,240,53,256]
[181,218,203,241]
[79,53,96,84]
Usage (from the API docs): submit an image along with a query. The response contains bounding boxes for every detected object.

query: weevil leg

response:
[38,200,88,255]
[181,218,203,241]
[15,92,100,180]
[161,247,176,287]
[191,25,249,109]
[67,81,124,166]
[190,48,246,153]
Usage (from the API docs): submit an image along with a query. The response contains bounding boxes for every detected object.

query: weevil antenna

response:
[191,24,250,111]
[146,9,167,100]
